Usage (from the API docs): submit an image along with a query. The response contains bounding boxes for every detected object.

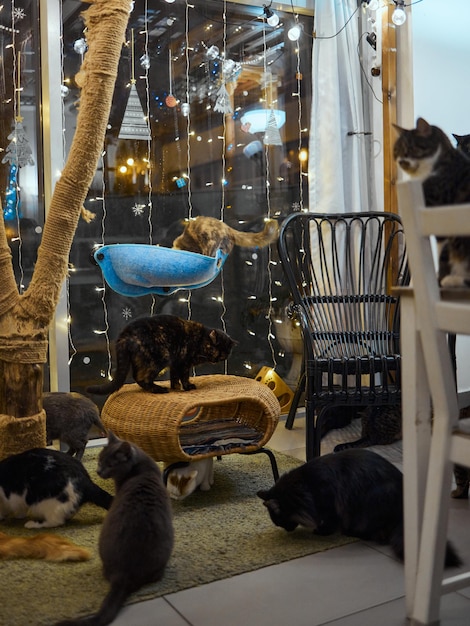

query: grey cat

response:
[54,431,174,626]
[44,392,107,461]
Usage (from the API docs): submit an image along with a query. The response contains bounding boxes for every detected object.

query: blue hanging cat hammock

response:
[93,244,228,296]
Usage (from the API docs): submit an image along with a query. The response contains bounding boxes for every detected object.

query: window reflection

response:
[62,0,313,404]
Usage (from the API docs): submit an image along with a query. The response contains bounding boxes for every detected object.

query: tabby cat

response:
[87,314,236,396]
[55,431,174,626]
[0,448,112,528]
[333,405,402,452]
[44,391,107,460]
[393,117,470,287]
[172,215,279,257]
[257,449,461,567]
[164,458,214,500]
[0,532,91,562]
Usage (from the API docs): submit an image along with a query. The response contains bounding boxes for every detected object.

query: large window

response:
[8,0,313,403]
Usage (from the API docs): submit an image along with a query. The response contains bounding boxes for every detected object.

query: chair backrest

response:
[397,180,470,428]
[278,212,409,362]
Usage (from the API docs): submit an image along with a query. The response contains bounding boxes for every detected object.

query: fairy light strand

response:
[294,36,304,209]
[218,0,228,344]
[142,1,156,316]
[60,2,77,366]
[184,0,193,321]
[261,18,277,368]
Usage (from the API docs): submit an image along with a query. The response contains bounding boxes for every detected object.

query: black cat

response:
[257,449,461,567]
[393,117,470,287]
[87,314,236,395]
[453,132,470,157]
[55,431,174,626]
[0,448,112,528]
[44,392,107,460]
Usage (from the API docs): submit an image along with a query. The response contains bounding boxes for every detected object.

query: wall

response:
[411,0,470,392]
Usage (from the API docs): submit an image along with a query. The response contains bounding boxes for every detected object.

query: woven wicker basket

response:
[101,374,281,463]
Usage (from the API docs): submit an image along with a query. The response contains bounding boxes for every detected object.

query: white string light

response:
[261,17,277,369]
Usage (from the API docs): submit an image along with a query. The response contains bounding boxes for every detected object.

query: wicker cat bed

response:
[101,374,281,463]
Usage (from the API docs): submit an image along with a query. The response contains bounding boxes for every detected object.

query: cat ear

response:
[209,330,217,344]
[453,133,462,141]
[391,122,407,134]
[416,117,432,136]
[107,430,118,443]
[257,489,270,500]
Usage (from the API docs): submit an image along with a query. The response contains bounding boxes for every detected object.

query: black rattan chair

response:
[278,212,409,460]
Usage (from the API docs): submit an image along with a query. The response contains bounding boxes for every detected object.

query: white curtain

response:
[309,0,373,214]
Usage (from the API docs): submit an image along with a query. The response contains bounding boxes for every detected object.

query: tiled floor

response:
[110,414,470,626]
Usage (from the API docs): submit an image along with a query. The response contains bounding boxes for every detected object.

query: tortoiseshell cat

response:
[258,449,461,567]
[172,216,279,257]
[393,117,470,287]
[87,314,236,396]
[334,405,402,452]
[55,431,174,626]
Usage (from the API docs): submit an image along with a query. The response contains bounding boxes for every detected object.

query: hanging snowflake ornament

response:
[131,203,146,216]
[13,7,26,21]
[214,84,233,114]
[122,307,133,320]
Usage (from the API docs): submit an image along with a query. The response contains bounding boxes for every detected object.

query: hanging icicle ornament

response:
[264,108,283,146]
[2,49,34,167]
[214,83,232,114]
[118,29,151,140]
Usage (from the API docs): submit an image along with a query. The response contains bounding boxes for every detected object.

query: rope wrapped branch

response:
[0,0,131,453]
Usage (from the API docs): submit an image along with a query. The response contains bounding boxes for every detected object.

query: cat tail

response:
[230,219,279,249]
[83,482,113,511]
[389,527,462,568]
[53,582,130,626]
[86,340,131,395]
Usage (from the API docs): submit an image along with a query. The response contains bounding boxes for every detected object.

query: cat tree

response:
[0,0,131,459]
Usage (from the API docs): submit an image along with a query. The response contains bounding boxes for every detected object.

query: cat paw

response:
[24,520,45,529]
[183,383,197,391]
[440,275,468,288]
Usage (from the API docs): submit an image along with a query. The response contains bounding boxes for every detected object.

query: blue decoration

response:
[3,164,21,221]
[94,244,228,297]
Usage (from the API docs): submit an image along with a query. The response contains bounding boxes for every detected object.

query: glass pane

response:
[1,1,43,291]
[62,0,312,407]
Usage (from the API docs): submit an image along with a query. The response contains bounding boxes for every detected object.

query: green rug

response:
[0,447,355,626]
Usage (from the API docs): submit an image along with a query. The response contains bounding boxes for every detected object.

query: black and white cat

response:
[0,448,112,528]
[258,449,461,567]
[44,392,107,460]
[164,458,214,500]
[87,314,236,396]
[55,431,174,626]
[393,117,470,287]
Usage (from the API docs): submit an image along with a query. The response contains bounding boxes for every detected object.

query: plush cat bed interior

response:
[100,375,281,463]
